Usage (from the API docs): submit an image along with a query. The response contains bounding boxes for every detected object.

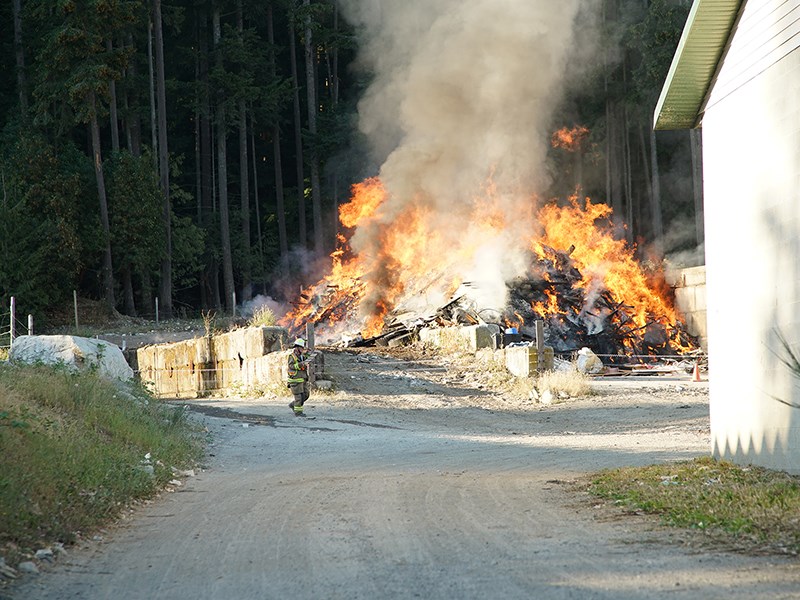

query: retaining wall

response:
[132,326,325,398]
[667,265,707,351]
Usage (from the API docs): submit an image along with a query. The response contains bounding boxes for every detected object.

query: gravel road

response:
[12,348,800,599]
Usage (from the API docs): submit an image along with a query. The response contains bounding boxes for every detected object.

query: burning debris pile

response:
[504,244,695,357]
[280,185,698,359]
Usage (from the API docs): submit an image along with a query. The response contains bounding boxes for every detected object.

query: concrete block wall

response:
[135,326,292,398]
[666,265,707,351]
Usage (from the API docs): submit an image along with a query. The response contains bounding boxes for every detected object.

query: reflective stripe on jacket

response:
[287,351,308,384]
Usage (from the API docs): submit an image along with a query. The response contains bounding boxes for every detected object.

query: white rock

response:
[17,561,39,574]
[575,347,604,374]
[314,379,334,390]
[9,335,133,381]
[0,557,18,579]
[34,549,54,563]
[540,389,554,405]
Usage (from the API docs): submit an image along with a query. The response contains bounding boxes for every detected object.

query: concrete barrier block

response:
[505,345,554,377]
[192,336,213,363]
[419,325,494,353]
[212,333,234,363]
[419,327,445,347]
[681,266,706,287]
[261,326,290,354]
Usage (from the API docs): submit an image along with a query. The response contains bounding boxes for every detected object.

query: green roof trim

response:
[654,0,743,130]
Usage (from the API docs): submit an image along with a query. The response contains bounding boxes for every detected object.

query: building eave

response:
[654,0,744,130]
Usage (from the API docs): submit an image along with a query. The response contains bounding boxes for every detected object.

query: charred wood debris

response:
[296,245,702,371]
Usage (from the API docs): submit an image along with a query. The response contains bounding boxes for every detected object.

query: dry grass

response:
[247,305,277,328]
[586,456,800,555]
[536,368,592,398]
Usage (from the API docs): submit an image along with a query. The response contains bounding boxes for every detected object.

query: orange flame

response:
[551,125,589,152]
[281,176,692,353]
[339,177,386,228]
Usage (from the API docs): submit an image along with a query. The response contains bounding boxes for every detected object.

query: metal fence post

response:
[535,319,545,372]
[9,296,15,349]
[28,314,33,336]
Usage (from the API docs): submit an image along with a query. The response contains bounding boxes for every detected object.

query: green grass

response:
[0,364,204,559]
[587,456,800,555]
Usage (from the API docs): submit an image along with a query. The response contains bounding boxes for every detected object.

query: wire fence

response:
[0,297,34,352]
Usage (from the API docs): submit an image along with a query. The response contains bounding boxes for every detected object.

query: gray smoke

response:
[337,0,596,315]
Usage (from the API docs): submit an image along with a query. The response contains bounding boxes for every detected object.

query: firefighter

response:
[287,338,310,416]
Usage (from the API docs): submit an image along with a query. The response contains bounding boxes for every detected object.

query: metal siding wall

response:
[705,0,800,114]
[703,1,800,472]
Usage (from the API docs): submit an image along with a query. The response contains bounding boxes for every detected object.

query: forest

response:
[0,0,699,325]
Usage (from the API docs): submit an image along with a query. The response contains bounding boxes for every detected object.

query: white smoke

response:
[338,0,597,313]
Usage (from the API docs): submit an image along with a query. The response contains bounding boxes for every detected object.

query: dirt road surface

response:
[12,348,800,599]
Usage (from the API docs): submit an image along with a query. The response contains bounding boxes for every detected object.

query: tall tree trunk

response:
[198,5,215,309]
[623,106,633,244]
[139,269,153,317]
[214,9,235,314]
[637,122,653,204]
[289,13,307,247]
[330,0,341,240]
[649,122,664,259]
[608,102,624,223]
[250,118,266,279]
[690,128,704,248]
[147,16,158,166]
[122,266,136,316]
[303,0,324,254]
[237,1,252,302]
[268,5,289,260]
[12,0,27,115]
[125,34,142,157]
[153,0,172,319]
[332,2,339,105]
[89,92,115,309]
[195,91,201,222]
[106,39,120,153]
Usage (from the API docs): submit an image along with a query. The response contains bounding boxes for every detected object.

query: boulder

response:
[9,335,134,381]
[575,347,604,374]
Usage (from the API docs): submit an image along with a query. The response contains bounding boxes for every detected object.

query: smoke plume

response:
[337,0,593,315]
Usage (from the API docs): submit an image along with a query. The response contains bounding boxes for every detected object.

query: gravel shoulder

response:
[10,348,800,599]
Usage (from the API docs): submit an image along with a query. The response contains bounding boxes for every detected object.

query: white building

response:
[656,0,800,473]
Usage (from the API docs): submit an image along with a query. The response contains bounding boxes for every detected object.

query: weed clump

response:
[587,456,800,555]
[248,305,277,328]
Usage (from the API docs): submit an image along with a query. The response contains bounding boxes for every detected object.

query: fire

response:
[551,125,589,152]
[280,176,694,356]
[339,177,386,228]
[533,195,677,329]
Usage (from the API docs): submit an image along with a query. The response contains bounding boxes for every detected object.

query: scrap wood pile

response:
[505,244,698,359]
[343,295,485,348]
[291,244,698,363]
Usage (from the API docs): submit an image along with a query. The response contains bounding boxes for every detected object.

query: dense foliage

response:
[0,0,696,325]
